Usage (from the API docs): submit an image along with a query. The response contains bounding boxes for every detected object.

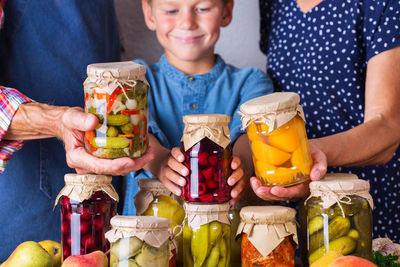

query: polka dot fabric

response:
[259,0,400,242]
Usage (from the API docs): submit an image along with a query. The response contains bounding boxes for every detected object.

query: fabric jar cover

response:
[236,205,298,257]
[181,114,231,151]
[305,173,374,211]
[84,61,148,95]
[184,202,231,229]
[238,92,305,133]
[54,173,119,206]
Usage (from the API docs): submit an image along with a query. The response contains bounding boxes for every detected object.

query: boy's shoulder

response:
[218,55,268,78]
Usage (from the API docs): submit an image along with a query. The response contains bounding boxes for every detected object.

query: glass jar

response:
[134,178,185,265]
[183,203,231,267]
[105,215,173,267]
[83,61,149,159]
[299,173,373,265]
[228,205,242,266]
[239,92,312,187]
[181,114,233,203]
[237,206,298,267]
[55,174,118,261]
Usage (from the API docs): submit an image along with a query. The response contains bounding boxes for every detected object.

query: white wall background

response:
[114,0,266,72]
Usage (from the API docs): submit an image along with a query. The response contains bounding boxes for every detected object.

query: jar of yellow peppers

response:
[183,202,231,267]
[239,92,312,187]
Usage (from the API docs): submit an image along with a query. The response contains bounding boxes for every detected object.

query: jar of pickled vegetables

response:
[239,92,312,187]
[183,202,231,267]
[237,205,298,267]
[134,178,185,265]
[106,215,174,267]
[55,174,118,261]
[228,204,242,266]
[299,173,374,265]
[181,114,233,203]
[84,61,149,159]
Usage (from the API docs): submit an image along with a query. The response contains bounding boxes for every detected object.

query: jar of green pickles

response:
[84,61,149,159]
[299,173,374,265]
[105,215,174,267]
[183,203,231,267]
[134,178,185,265]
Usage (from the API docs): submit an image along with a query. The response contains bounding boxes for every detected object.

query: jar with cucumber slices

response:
[84,61,149,159]
[299,173,374,265]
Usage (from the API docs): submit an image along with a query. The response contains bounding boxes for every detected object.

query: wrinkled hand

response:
[57,107,154,175]
[250,141,327,201]
[228,156,250,205]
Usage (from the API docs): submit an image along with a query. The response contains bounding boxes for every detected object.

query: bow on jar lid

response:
[181,114,231,151]
[236,205,298,257]
[238,92,305,133]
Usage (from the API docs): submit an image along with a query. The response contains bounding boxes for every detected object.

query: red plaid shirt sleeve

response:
[0,86,32,173]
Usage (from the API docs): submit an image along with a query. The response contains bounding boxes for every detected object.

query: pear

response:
[38,240,62,267]
[310,250,343,267]
[1,241,53,267]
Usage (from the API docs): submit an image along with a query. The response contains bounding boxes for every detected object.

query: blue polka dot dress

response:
[259,0,400,241]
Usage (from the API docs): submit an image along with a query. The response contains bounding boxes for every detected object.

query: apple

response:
[38,240,62,267]
[61,250,108,267]
[328,255,377,267]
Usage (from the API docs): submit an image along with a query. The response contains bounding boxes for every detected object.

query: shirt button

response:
[190,103,197,109]
[188,77,195,82]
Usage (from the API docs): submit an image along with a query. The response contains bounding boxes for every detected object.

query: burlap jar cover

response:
[54,174,119,205]
[134,178,181,215]
[305,173,374,213]
[238,92,305,133]
[84,61,148,95]
[181,114,231,151]
[184,203,231,229]
[236,205,298,257]
[105,215,172,249]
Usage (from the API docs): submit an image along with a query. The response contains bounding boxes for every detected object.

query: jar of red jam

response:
[181,114,233,203]
[84,61,149,159]
[237,206,298,267]
[55,174,118,261]
[239,92,312,187]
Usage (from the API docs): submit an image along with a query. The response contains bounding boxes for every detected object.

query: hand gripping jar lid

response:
[84,61,147,95]
[105,215,171,248]
[134,178,179,215]
[239,92,305,133]
[237,205,298,257]
[184,202,231,229]
[181,114,231,151]
[54,174,119,206]
[307,173,374,210]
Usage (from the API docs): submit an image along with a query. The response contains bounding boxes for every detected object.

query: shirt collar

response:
[159,53,226,82]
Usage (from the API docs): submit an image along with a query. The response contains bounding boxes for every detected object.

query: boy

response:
[123,0,274,214]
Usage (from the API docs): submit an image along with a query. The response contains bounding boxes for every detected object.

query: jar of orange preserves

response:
[237,206,298,267]
[239,92,312,187]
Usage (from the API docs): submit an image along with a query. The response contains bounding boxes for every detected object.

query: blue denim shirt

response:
[0,0,120,260]
[123,54,274,215]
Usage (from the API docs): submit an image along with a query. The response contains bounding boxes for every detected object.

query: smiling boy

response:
[123,0,274,214]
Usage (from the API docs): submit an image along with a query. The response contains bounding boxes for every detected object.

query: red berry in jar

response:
[81,234,96,250]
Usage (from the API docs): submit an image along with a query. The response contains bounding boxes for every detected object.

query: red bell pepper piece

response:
[121,109,140,115]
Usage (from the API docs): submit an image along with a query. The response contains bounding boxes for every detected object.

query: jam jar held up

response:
[105,215,174,267]
[237,205,298,267]
[239,92,312,187]
[134,178,185,265]
[181,114,233,203]
[55,174,118,261]
[299,173,374,265]
[84,61,149,159]
[183,202,231,267]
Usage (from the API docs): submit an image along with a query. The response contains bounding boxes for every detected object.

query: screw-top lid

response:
[238,92,305,133]
[54,174,119,206]
[306,173,373,210]
[105,215,171,247]
[239,205,296,224]
[237,205,298,258]
[181,114,231,151]
[184,203,230,228]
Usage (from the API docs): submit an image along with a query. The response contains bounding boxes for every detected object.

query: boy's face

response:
[142,0,233,64]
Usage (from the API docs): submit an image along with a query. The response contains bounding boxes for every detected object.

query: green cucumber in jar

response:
[107,126,119,137]
[106,114,130,126]
[105,148,130,158]
[92,137,130,149]
[120,123,133,134]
